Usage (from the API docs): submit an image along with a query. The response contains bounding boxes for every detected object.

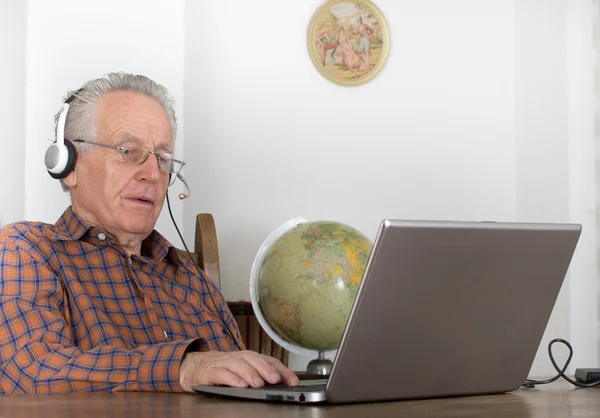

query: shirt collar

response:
[53,206,181,264]
[53,206,93,241]
[141,229,179,263]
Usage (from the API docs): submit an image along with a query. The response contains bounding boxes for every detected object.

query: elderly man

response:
[0,73,299,393]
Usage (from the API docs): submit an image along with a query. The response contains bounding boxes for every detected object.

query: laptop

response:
[193,219,581,404]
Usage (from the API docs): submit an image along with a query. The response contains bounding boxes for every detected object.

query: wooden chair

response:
[180,214,289,366]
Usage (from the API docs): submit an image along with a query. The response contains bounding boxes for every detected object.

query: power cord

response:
[165,191,242,351]
[522,338,600,388]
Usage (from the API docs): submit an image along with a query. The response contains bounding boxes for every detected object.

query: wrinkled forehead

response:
[96,91,174,148]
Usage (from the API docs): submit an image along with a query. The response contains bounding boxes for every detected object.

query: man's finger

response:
[238,353,281,384]
[242,352,300,386]
[204,367,249,388]
[213,353,270,388]
[265,357,300,386]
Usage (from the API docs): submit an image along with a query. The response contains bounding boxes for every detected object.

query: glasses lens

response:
[158,154,183,174]
[121,148,145,164]
[170,160,184,174]
[120,147,184,175]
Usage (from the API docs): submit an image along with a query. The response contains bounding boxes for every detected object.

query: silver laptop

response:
[193,219,581,404]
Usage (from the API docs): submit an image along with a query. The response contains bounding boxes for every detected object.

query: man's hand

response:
[179,350,300,393]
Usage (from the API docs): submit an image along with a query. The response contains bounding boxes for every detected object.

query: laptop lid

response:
[325,220,581,403]
[194,220,581,404]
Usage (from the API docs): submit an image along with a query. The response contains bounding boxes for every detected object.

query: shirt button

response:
[98,233,106,240]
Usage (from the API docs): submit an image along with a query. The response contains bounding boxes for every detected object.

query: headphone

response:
[45,91,191,199]
[45,94,78,179]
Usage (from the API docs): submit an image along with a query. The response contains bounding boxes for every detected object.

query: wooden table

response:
[0,382,598,417]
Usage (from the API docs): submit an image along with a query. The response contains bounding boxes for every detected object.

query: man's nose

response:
[136,153,163,183]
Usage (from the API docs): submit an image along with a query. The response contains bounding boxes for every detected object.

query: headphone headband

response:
[45,93,78,179]
[55,103,69,147]
[65,88,82,104]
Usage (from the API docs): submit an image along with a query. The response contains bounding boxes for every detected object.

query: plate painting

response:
[308,0,390,86]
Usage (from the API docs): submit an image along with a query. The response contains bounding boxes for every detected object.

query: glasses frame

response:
[72,139,185,180]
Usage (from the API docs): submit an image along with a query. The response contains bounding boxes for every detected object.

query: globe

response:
[250,217,372,371]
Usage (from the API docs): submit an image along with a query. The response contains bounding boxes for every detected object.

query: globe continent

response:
[257,221,372,351]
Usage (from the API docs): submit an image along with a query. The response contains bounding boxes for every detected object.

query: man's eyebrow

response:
[159,142,174,153]
[116,133,141,145]
[117,133,174,152]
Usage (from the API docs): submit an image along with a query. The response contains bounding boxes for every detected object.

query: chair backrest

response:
[194,213,221,289]
[177,213,220,289]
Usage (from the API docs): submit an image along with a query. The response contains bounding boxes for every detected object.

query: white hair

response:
[53,72,178,191]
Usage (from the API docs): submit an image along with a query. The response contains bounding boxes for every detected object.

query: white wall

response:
[516,0,598,376]
[0,0,26,226]
[185,0,517,369]
[23,0,186,246]
[184,0,516,298]
[515,0,571,378]
[595,0,600,372]
[566,0,597,378]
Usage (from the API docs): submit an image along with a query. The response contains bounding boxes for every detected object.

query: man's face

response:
[66,91,173,243]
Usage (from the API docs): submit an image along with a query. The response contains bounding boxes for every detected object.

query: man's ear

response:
[62,166,78,189]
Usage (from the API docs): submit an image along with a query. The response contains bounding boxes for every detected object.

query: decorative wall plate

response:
[308,0,391,86]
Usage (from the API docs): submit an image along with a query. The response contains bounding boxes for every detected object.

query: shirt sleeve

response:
[0,231,193,393]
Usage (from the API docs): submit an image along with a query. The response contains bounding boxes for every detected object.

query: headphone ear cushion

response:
[47,140,77,179]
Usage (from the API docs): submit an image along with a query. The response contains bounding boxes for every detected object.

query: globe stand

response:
[306,350,332,376]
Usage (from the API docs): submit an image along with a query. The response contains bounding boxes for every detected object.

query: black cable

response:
[522,338,600,388]
[165,191,242,351]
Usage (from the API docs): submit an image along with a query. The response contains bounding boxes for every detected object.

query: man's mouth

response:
[127,196,155,206]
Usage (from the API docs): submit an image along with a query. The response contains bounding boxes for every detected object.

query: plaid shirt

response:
[0,207,243,393]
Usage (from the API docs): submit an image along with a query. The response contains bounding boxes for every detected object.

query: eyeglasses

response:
[73,139,185,182]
